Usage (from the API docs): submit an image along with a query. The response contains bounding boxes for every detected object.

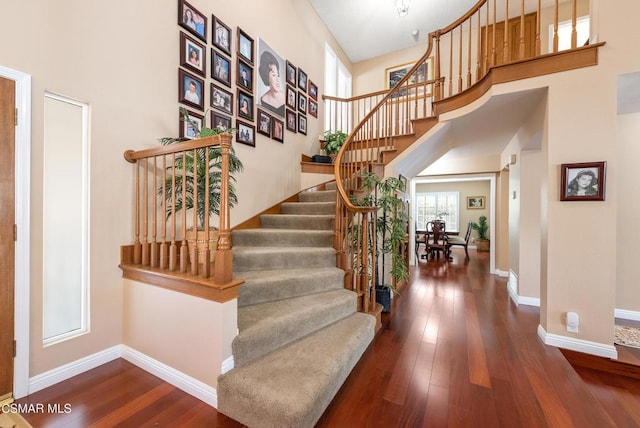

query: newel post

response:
[214,133,233,284]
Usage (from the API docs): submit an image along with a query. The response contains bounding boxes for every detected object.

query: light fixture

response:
[394,0,412,17]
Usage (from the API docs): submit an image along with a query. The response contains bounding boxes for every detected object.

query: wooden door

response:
[482,12,537,67]
[0,76,16,403]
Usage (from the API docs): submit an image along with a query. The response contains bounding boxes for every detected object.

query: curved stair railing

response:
[332,0,592,313]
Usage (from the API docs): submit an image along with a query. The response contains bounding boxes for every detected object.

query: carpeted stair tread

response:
[233,246,336,271]
[232,228,333,247]
[260,214,334,230]
[236,267,345,307]
[298,189,336,203]
[232,289,357,366]
[281,201,335,215]
[217,312,375,428]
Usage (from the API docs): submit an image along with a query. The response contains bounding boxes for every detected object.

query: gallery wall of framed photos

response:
[177,0,320,147]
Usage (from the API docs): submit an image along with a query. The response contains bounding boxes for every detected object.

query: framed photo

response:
[237,89,254,120]
[286,109,297,132]
[385,57,433,98]
[286,85,296,110]
[271,118,284,143]
[466,196,486,209]
[210,83,233,115]
[286,61,297,86]
[178,0,207,42]
[236,120,255,147]
[179,109,203,139]
[398,174,408,192]
[212,15,231,56]
[298,68,308,92]
[560,161,606,201]
[257,109,272,137]
[179,69,204,111]
[257,38,286,117]
[298,114,307,135]
[237,28,254,65]
[308,99,318,118]
[237,59,253,92]
[211,112,231,132]
[298,92,307,114]
[212,50,231,87]
[180,32,206,77]
[309,80,318,100]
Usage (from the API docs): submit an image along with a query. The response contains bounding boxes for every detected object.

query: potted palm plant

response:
[322,130,347,163]
[160,108,243,264]
[471,215,489,252]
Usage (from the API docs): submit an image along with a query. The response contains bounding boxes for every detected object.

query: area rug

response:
[0,411,33,428]
[614,325,640,348]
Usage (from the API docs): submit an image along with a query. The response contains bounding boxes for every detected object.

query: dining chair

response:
[448,220,472,259]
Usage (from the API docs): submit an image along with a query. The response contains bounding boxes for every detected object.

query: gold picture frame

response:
[384,57,434,98]
[466,196,485,209]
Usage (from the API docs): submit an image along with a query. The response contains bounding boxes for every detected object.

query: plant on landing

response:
[323,130,348,155]
[471,215,489,241]
[160,107,243,230]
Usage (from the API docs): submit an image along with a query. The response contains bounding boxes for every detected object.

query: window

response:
[324,43,352,131]
[549,16,590,52]
[415,192,459,232]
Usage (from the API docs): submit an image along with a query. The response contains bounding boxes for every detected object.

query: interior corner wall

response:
[0,0,348,378]
[518,150,542,300]
[495,170,510,272]
[615,112,640,312]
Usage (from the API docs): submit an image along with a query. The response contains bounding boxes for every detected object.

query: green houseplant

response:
[352,172,409,312]
[471,215,489,252]
[323,130,347,162]
[160,108,243,262]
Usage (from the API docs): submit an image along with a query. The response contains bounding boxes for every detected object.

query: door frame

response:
[0,65,31,399]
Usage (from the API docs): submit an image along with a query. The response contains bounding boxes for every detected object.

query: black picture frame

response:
[180,32,206,77]
[309,80,318,100]
[237,89,254,121]
[286,60,297,87]
[298,113,307,135]
[286,109,297,132]
[560,161,606,201]
[179,109,203,139]
[210,83,233,115]
[271,117,284,143]
[308,99,318,118]
[211,112,231,132]
[237,28,254,65]
[236,119,255,147]
[286,85,296,110]
[212,15,231,56]
[178,0,207,42]
[212,50,231,87]
[237,59,253,92]
[298,68,308,92]
[179,69,205,111]
[298,92,307,114]
[257,109,272,137]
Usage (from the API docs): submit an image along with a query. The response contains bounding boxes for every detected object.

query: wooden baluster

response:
[449,31,453,96]
[191,148,199,275]
[150,156,159,268]
[476,11,481,82]
[133,160,141,264]
[180,150,188,273]
[202,147,211,278]
[536,0,541,55]
[467,18,472,88]
[484,2,489,73]
[553,0,559,52]
[160,155,168,269]
[503,0,510,63]
[571,0,577,49]
[519,0,525,60]
[492,0,497,66]
[141,158,150,265]
[214,134,233,285]
[169,153,177,271]
[458,25,463,93]
[434,33,441,102]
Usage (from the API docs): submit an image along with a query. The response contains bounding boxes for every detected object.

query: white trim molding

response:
[29,346,121,394]
[121,346,218,408]
[507,270,540,307]
[0,64,32,400]
[221,355,234,374]
[537,325,618,359]
[614,308,640,322]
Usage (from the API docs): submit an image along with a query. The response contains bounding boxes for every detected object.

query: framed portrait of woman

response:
[257,38,285,118]
[271,118,284,143]
[560,161,606,201]
[178,0,207,42]
[180,32,206,77]
[237,89,254,121]
[286,109,297,133]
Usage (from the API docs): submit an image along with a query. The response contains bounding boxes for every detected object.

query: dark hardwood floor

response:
[14,249,640,427]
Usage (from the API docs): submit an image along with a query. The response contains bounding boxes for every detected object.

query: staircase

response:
[217,182,375,427]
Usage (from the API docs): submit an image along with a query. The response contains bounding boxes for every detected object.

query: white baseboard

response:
[121,345,218,408]
[537,325,618,359]
[507,270,540,307]
[28,345,121,394]
[615,308,640,321]
[518,296,541,307]
[221,355,234,374]
[495,269,509,278]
